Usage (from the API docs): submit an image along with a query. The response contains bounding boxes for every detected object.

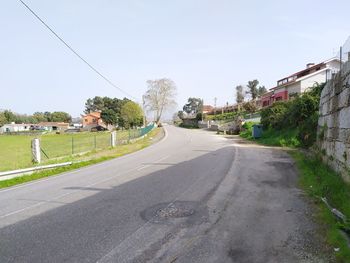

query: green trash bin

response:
[252,124,263,138]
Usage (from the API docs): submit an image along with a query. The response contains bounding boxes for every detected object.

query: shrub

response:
[260,101,291,129]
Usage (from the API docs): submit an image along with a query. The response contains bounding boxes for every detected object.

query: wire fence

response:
[0,124,156,172]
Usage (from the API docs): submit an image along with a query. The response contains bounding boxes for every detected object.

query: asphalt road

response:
[0,126,328,263]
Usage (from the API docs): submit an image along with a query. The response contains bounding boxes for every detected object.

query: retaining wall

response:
[318,61,350,180]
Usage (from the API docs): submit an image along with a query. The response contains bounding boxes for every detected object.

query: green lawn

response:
[0,130,132,172]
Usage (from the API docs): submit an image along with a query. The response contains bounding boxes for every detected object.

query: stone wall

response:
[318,61,350,180]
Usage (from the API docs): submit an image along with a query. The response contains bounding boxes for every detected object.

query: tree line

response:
[0,110,72,126]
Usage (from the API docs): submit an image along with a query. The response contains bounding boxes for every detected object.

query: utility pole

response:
[214,97,217,115]
[201,99,204,122]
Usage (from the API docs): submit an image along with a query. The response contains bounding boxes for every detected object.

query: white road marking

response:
[136,155,170,171]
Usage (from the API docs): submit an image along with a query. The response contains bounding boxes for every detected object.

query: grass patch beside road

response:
[0,128,163,189]
[240,122,300,148]
[290,151,350,262]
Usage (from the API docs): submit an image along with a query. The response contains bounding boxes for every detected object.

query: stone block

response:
[346,145,350,168]
[335,141,346,162]
[326,113,339,128]
[330,96,339,112]
[338,129,350,144]
[339,107,350,129]
[338,88,350,109]
[320,103,328,116]
[328,127,339,140]
[318,117,325,127]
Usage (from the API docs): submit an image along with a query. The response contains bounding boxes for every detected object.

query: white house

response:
[261,57,341,107]
[0,122,32,133]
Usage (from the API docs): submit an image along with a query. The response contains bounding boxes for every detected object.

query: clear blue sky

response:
[0,0,349,117]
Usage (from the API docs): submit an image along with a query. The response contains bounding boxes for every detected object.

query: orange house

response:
[81,112,107,129]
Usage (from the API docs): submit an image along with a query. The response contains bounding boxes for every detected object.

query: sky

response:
[0,0,349,118]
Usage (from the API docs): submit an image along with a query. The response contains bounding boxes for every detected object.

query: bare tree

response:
[236,85,245,104]
[144,78,177,124]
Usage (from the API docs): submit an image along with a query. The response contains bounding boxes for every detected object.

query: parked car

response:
[91,126,108,132]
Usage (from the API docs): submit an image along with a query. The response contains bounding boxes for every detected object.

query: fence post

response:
[94,135,97,149]
[128,129,131,143]
[72,137,74,155]
[111,131,116,147]
[31,138,41,164]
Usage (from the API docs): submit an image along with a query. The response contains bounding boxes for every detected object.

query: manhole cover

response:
[156,203,194,218]
[141,201,197,224]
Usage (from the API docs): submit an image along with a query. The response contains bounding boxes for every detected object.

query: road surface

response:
[0,126,328,262]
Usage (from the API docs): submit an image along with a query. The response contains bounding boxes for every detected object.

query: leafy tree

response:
[33,112,47,122]
[246,79,259,100]
[144,78,177,124]
[258,86,267,97]
[3,110,16,123]
[101,109,118,126]
[50,111,72,122]
[84,96,130,115]
[236,85,245,104]
[44,112,52,122]
[84,96,105,113]
[120,101,144,128]
[183,97,203,115]
[0,112,6,126]
[14,114,36,124]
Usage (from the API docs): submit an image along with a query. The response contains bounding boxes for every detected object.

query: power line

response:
[18,0,138,100]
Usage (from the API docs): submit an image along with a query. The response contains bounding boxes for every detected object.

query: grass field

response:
[0,130,135,172]
[0,128,162,189]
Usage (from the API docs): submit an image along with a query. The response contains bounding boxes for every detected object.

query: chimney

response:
[306,63,315,68]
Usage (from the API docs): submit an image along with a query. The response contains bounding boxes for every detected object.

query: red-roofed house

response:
[202,105,214,114]
[81,111,107,130]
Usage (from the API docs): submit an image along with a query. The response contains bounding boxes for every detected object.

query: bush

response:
[260,101,291,129]
[206,112,238,121]
[179,123,199,129]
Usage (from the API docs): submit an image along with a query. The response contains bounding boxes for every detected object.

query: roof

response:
[82,111,101,118]
[202,105,214,111]
[271,57,340,90]
[1,123,34,127]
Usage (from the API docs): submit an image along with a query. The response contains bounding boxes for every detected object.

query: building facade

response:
[261,58,341,107]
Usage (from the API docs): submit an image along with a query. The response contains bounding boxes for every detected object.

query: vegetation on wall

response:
[260,83,325,147]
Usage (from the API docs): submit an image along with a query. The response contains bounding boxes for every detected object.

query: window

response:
[275,97,282,101]
[85,119,88,122]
